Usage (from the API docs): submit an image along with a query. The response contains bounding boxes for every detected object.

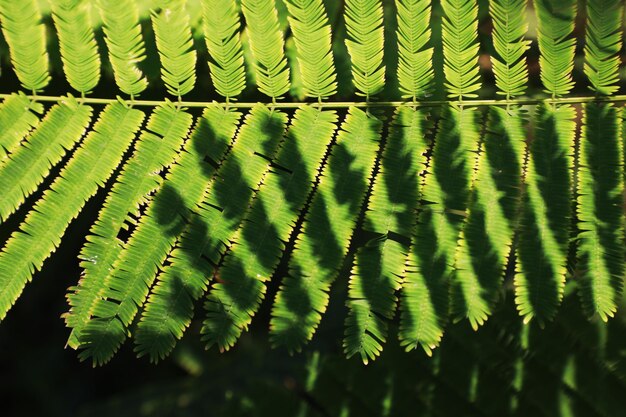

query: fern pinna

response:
[0,0,624,366]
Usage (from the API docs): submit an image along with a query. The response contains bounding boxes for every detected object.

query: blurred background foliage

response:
[1,0,626,416]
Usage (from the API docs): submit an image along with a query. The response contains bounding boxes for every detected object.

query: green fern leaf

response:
[515,103,575,324]
[0,103,144,321]
[0,0,50,92]
[79,104,241,365]
[241,0,291,99]
[344,106,431,364]
[399,105,481,355]
[285,0,337,99]
[395,0,434,100]
[271,107,381,352]
[50,0,101,94]
[135,104,287,361]
[97,0,148,97]
[151,0,197,97]
[0,98,92,222]
[441,0,481,99]
[584,0,623,96]
[577,103,624,321]
[201,0,246,99]
[201,106,337,352]
[451,106,526,329]
[65,102,193,349]
[0,93,44,160]
[344,0,385,98]
[489,0,530,98]
[533,0,577,97]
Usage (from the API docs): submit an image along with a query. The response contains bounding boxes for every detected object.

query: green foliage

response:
[241,0,291,99]
[0,0,50,92]
[271,107,381,352]
[97,0,148,97]
[0,102,144,321]
[344,0,385,98]
[441,0,481,98]
[201,0,246,99]
[533,0,577,97]
[0,0,624,376]
[489,0,530,98]
[0,97,92,222]
[577,103,624,321]
[151,0,197,97]
[395,0,434,100]
[0,92,43,160]
[285,0,337,99]
[584,0,623,96]
[65,102,192,349]
[50,0,101,94]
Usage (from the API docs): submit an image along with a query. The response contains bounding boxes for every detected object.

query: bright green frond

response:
[50,0,101,94]
[285,0,337,99]
[201,0,246,99]
[151,0,197,97]
[79,104,241,365]
[577,103,624,321]
[202,106,337,352]
[395,0,434,100]
[441,0,481,99]
[97,0,148,97]
[65,102,192,349]
[451,106,526,329]
[0,98,92,222]
[135,104,287,362]
[515,103,575,324]
[344,106,431,364]
[241,0,291,99]
[0,103,144,322]
[533,0,577,97]
[399,105,481,354]
[489,0,530,98]
[271,107,382,352]
[0,93,43,160]
[584,0,623,95]
[0,0,50,92]
[344,0,385,98]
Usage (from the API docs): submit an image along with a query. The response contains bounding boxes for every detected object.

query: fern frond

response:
[395,0,434,100]
[441,0,481,99]
[584,0,623,96]
[515,103,575,324]
[241,0,291,99]
[65,102,192,349]
[135,104,287,361]
[0,93,44,160]
[344,106,431,364]
[577,103,624,321]
[79,104,241,365]
[399,105,481,355]
[533,0,577,97]
[97,0,148,97]
[271,107,382,352]
[285,0,337,99]
[0,103,144,321]
[344,0,385,98]
[201,106,337,352]
[0,98,92,222]
[201,0,246,99]
[50,0,101,94]
[451,106,526,329]
[489,0,530,98]
[0,0,50,92]
[151,0,197,97]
